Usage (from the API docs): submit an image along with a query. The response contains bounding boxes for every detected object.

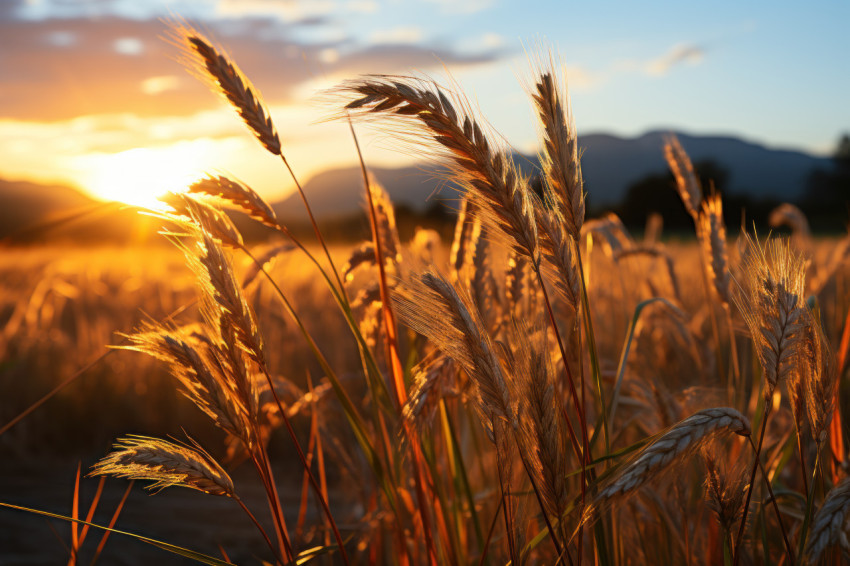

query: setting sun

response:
[78,144,208,209]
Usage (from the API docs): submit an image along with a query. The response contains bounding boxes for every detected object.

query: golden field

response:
[2,23,850,566]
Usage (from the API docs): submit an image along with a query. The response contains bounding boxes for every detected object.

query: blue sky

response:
[1,0,848,204]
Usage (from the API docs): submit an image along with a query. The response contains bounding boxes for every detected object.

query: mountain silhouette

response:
[273,130,829,219]
[0,130,831,242]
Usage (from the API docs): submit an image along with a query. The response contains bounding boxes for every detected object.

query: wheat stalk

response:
[341,76,541,267]
[698,193,732,305]
[805,476,850,564]
[515,329,569,522]
[799,317,837,443]
[531,66,585,241]
[91,435,235,497]
[175,26,282,157]
[664,134,702,219]
[120,324,256,446]
[187,175,278,230]
[734,234,808,399]
[394,270,515,432]
[589,407,750,516]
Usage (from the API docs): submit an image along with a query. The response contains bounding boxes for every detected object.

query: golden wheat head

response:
[91,435,235,497]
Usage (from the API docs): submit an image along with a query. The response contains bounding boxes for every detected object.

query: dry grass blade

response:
[804,476,850,564]
[664,134,702,219]
[588,407,750,518]
[175,25,282,157]
[531,66,584,240]
[341,76,540,266]
[91,435,235,497]
[187,175,278,229]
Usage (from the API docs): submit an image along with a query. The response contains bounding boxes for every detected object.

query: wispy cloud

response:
[643,44,705,76]
[421,0,494,15]
[369,26,423,45]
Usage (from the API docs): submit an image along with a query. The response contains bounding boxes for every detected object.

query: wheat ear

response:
[588,407,750,517]
[394,270,515,431]
[531,67,584,240]
[703,451,747,535]
[515,329,569,522]
[175,26,281,157]
[733,234,808,399]
[160,192,244,249]
[120,324,255,446]
[698,193,732,305]
[804,476,850,564]
[536,207,581,311]
[450,196,474,279]
[664,134,702,219]
[799,317,837,443]
[91,435,235,497]
[342,76,540,266]
[187,175,278,229]
[769,203,812,241]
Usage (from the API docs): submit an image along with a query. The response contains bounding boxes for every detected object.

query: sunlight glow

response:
[79,145,208,210]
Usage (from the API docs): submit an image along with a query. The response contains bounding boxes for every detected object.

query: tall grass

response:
[3,24,850,566]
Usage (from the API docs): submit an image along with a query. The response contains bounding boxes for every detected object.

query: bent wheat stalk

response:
[586,407,750,522]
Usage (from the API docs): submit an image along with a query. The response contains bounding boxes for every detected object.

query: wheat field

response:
[2,23,850,566]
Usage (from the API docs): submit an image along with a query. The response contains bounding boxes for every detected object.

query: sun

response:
[80,145,207,210]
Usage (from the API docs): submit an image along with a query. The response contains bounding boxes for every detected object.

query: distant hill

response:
[0,178,93,235]
[0,130,831,242]
[273,130,829,219]
[0,178,163,243]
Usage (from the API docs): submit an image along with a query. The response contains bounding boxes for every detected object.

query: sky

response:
[1,0,848,207]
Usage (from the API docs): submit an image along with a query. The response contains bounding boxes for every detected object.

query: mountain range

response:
[0,130,831,241]
[274,130,829,220]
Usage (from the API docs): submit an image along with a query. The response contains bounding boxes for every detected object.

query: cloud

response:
[369,26,423,45]
[643,44,705,76]
[421,0,494,15]
[214,0,336,22]
[0,11,505,122]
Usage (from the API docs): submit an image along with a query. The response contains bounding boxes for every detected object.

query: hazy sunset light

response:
[1,0,848,207]
[77,145,208,209]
